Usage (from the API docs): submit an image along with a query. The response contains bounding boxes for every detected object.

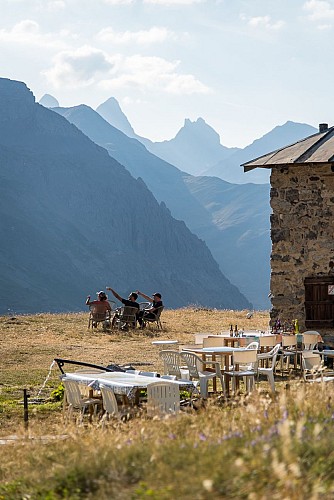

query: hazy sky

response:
[1,0,333,147]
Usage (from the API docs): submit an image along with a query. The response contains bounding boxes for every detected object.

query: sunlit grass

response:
[1,386,334,499]
[2,310,334,498]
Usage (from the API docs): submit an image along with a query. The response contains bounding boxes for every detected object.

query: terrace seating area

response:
[59,328,334,424]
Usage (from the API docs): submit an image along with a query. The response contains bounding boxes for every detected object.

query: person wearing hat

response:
[106,287,140,329]
[86,291,112,328]
[136,290,163,328]
[86,290,112,313]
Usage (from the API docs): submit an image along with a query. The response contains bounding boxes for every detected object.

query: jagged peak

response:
[176,116,221,144]
[96,96,135,137]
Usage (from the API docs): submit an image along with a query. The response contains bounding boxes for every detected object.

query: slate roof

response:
[243,126,334,172]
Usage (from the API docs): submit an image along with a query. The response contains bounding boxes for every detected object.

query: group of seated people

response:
[86,287,163,329]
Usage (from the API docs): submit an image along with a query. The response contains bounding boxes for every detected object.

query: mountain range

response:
[0,78,251,314]
[52,103,271,309]
[39,91,318,310]
[96,96,317,184]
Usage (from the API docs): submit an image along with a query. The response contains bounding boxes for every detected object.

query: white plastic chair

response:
[302,352,334,383]
[224,349,258,394]
[257,344,281,392]
[147,381,180,417]
[159,350,189,379]
[302,331,320,351]
[100,384,131,422]
[259,336,277,351]
[180,351,225,398]
[63,379,101,423]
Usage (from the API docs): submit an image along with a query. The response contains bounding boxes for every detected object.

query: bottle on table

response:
[234,324,238,337]
[230,324,234,337]
[294,319,299,334]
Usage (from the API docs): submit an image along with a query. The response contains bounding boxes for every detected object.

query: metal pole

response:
[23,389,29,430]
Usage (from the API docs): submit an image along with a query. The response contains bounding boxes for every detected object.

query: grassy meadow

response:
[1,308,334,499]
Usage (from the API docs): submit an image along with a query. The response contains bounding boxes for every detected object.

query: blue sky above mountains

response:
[1,0,333,147]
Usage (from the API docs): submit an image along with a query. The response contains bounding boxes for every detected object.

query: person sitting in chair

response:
[86,291,112,313]
[86,291,112,328]
[106,287,139,329]
[136,291,163,328]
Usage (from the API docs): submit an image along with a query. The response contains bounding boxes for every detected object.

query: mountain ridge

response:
[53,103,271,309]
[0,78,251,314]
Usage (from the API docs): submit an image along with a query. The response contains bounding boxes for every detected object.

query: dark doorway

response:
[304,276,334,328]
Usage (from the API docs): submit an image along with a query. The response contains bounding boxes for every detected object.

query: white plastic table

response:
[61,371,195,403]
[152,340,178,348]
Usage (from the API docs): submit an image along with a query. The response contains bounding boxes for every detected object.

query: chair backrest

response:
[303,332,319,350]
[159,350,183,378]
[194,333,211,345]
[100,385,119,417]
[63,379,83,408]
[147,381,180,416]
[180,351,202,378]
[258,344,281,368]
[259,336,277,348]
[282,335,297,348]
[89,304,111,322]
[302,352,323,371]
[203,337,225,347]
[246,341,259,350]
[154,306,164,319]
[232,349,257,369]
[120,306,138,325]
[302,352,324,381]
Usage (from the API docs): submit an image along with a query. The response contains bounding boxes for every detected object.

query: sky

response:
[1,0,334,147]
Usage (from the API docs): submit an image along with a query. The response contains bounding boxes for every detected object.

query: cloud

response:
[102,0,134,4]
[44,46,114,88]
[99,54,210,94]
[0,19,68,47]
[96,26,176,44]
[241,14,285,31]
[303,0,334,26]
[143,0,203,4]
[47,0,66,10]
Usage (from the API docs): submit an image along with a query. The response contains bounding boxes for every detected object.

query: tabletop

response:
[182,346,247,354]
[152,340,178,345]
[61,371,196,400]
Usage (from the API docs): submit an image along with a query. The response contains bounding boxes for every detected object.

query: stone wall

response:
[269,163,334,336]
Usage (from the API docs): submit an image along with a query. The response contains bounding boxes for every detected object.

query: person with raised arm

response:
[106,287,139,329]
[136,291,163,328]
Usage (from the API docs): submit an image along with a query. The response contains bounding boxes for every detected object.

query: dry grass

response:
[3,309,334,499]
[0,307,269,391]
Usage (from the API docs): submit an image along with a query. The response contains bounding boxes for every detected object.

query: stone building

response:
[242,124,334,339]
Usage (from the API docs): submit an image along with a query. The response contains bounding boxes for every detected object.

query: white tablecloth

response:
[61,371,196,399]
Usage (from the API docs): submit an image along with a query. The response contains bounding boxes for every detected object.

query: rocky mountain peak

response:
[96,97,135,138]
[177,117,221,146]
